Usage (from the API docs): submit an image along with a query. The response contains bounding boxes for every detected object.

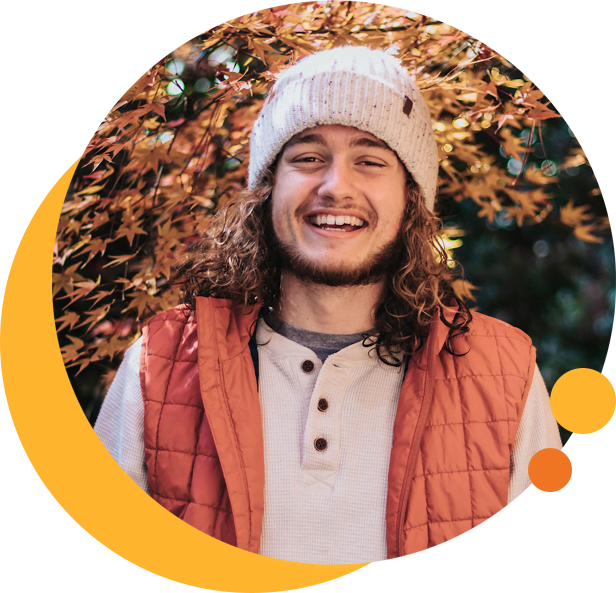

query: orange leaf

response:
[56,311,81,332]
[574,224,604,244]
[560,200,593,227]
[451,279,479,302]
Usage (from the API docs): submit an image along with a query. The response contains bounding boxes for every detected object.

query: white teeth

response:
[308,214,366,228]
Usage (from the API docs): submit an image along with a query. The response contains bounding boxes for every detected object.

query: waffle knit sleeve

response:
[93,337,149,493]
[508,363,562,503]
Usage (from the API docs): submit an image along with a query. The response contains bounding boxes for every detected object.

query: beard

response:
[270,224,405,288]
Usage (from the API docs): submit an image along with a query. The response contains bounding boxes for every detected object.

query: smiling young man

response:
[271,124,409,335]
[94,46,562,564]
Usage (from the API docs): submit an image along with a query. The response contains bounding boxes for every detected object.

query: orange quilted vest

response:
[140,296,535,558]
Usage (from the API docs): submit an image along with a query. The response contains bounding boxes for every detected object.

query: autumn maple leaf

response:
[61,336,85,364]
[476,200,502,223]
[573,224,604,244]
[451,279,479,302]
[560,200,593,227]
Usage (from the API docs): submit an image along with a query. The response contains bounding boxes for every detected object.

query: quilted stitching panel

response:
[181,503,218,536]
[213,511,237,547]
[144,448,157,494]
[470,469,509,517]
[190,455,230,510]
[405,475,428,528]
[463,421,510,472]
[424,471,472,523]
[413,448,424,476]
[195,411,220,458]
[155,450,198,501]
[504,375,530,437]
[401,311,533,554]
[175,321,199,362]
[420,424,468,474]
[143,400,163,450]
[147,317,190,359]
[493,335,532,377]
[142,305,236,545]
[152,494,187,518]
[156,404,203,453]
[143,355,175,403]
[429,378,464,425]
[457,374,509,423]
[401,524,428,555]
[428,519,473,547]
[448,334,501,378]
[165,361,202,406]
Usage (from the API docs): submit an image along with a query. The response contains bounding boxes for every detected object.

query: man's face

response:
[270,124,408,286]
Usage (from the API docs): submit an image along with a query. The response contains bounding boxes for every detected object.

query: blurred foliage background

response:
[53,2,613,443]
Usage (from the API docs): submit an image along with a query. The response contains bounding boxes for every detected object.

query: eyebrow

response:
[283,133,326,152]
[348,136,396,155]
[282,132,397,156]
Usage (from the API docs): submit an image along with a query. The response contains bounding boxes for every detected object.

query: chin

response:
[280,248,398,287]
[272,223,404,288]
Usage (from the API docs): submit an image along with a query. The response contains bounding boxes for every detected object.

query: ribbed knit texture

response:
[94,339,148,490]
[248,46,439,209]
[94,330,562,562]
[256,320,404,563]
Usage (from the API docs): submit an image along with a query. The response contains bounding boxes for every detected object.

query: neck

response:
[274,272,385,335]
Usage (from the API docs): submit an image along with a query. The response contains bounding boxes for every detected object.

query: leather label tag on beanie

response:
[403,95,414,116]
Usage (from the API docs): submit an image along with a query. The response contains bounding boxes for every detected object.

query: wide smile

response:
[304,212,368,236]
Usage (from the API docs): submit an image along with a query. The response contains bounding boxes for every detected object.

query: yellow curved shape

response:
[550,369,616,475]
[0,162,367,591]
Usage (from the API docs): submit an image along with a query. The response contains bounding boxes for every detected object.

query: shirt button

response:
[301,360,315,373]
[317,398,329,412]
[314,437,328,452]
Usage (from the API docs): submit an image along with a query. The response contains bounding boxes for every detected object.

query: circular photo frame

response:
[3,2,615,592]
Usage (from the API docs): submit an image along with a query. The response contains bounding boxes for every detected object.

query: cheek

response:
[270,189,295,240]
[377,188,407,231]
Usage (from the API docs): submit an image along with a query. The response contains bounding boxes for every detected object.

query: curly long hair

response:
[174,170,471,364]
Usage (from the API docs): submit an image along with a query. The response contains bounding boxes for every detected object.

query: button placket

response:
[301,359,352,476]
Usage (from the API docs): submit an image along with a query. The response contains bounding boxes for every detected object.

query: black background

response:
[2,2,616,592]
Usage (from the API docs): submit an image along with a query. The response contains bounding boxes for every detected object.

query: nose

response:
[317,158,357,202]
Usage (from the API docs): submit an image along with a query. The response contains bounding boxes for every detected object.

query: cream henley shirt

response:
[95,318,562,563]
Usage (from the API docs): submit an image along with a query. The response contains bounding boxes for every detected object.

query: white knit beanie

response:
[248,46,439,210]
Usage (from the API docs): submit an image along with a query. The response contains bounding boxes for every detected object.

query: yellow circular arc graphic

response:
[0,159,398,593]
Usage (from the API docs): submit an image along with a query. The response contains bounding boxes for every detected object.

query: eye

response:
[289,153,324,165]
[358,159,386,168]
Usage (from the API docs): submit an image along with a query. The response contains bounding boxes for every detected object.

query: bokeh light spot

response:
[528,448,572,492]
[166,79,185,96]
[533,239,550,258]
[195,78,211,93]
[541,159,557,176]
[507,157,522,175]
[166,59,185,76]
